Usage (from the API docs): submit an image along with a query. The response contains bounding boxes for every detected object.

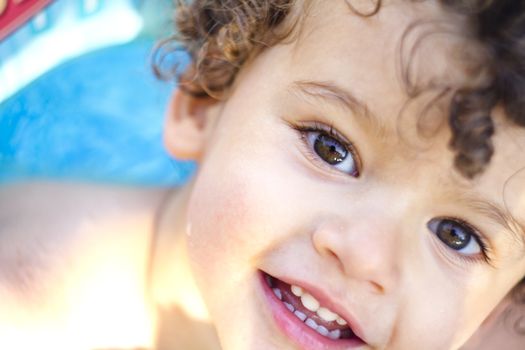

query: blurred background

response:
[0,0,195,185]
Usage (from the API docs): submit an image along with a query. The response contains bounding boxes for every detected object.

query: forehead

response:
[242,1,525,250]
[290,0,478,113]
[478,114,525,241]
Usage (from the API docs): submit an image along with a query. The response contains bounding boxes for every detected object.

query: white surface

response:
[0,0,143,102]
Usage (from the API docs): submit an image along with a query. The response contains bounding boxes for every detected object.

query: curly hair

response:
[155,0,525,324]
[155,0,295,97]
[155,0,525,178]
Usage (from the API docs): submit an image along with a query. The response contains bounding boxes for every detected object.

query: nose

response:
[311,215,402,295]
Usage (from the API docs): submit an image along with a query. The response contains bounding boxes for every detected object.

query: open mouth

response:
[260,271,366,348]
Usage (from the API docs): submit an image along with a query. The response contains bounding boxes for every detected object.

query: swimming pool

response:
[0,0,195,185]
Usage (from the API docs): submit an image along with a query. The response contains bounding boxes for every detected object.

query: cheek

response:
[184,155,280,289]
[183,131,307,291]
[186,175,252,268]
[402,256,510,348]
[184,120,301,278]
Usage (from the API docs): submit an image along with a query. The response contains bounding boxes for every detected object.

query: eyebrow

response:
[290,80,381,126]
[468,197,525,250]
[290,80,525,253]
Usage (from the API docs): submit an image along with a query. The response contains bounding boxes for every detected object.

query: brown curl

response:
[153,0,525,323]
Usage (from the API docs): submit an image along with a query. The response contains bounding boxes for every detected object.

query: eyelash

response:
[288,120,493,265]
[290,121,361,177]
[429,217,493,265]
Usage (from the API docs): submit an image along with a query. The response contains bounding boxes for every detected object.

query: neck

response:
[149,183,221,350]
[150,182,210,321]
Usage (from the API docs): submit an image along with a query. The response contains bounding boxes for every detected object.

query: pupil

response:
[314,134,347,165]
[437,220,470,249]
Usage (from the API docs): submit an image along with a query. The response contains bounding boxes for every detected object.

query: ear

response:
[163,89,220,161]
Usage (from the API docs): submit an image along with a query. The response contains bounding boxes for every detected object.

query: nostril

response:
[369,281,385,295]
[327,248,345,272]
[321,246,386,295]
[311,222,348,273]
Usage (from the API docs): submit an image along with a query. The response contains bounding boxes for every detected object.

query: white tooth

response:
[336,316,347,326]
[300,293,320,312]
[284,302,295,312]
[294,310,307,321]
[291,285,304,297]
[305,318,318,330]
[273,288,282,300]
[328,329,341,340]
[316,325,329,336]
[317,307,338,322]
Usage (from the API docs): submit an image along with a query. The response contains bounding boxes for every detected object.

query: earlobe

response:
[163,89,219,161]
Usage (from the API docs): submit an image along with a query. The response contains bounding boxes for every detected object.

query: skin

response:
[0,183,163,350]
[1,0,525,349]
[156,0,525,349]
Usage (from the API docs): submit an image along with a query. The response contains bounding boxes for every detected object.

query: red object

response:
[0,0,53,41]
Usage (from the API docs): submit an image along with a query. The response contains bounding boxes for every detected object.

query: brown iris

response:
[313,133,348,165]
[436,219,471,250]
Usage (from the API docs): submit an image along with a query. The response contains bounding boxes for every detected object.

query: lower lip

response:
[258,271,367,350]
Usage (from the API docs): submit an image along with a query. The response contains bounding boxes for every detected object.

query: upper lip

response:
[268,272,369,345]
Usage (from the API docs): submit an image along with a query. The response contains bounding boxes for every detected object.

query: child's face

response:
[174,1,525,349]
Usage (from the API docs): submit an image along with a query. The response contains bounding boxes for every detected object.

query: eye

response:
[296,123,359,177]
[427,218,486,257]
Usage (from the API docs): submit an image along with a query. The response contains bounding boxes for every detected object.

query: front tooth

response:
[300,293,320,312]
[328,329,341,340]
[305,318,318,330]
[317,307,338,322]
[316,325,329,336]
[284,302,295,312]
[336,316,347,326]
[273,288,282,300]
[291,285,303,297]
[294,310,307,321]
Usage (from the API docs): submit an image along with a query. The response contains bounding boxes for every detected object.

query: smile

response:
[260,271,367,349]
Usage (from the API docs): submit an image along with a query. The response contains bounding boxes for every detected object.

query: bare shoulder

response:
[0,180,168,217]
[0,181,172,347]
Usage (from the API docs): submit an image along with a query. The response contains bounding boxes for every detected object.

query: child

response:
[1,0,525,349]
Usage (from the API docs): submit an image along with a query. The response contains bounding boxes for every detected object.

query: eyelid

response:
[428,216,494,265]
[289,120,362,177]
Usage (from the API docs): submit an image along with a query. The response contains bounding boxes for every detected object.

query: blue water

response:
[0,39,195,185]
